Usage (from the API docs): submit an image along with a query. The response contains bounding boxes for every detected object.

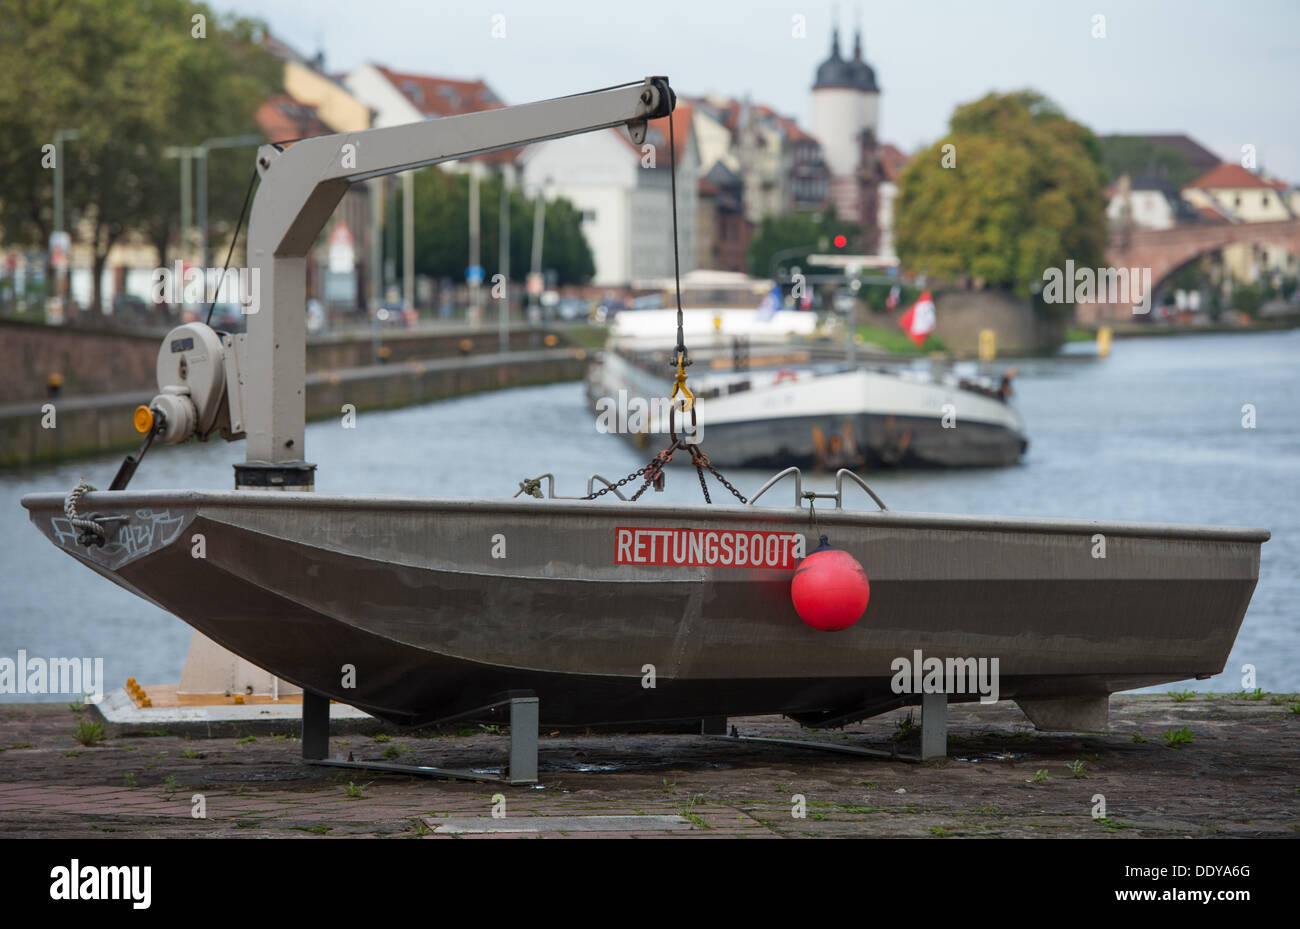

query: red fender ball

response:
[791,536,870,631]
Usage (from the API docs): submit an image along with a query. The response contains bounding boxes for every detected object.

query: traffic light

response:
[833,234,847,249]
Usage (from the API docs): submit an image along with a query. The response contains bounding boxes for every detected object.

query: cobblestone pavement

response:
[1,695,1296,838]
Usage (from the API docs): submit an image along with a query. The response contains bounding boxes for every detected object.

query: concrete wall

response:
[0,318,562,404]
[930,289,1066,357]
[304,326,560,370]
[0,319,160,404]
[0,349,586,468]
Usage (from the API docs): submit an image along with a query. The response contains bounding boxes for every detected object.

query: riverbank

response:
[1069,314,1300,341]
[1,695,1294,838]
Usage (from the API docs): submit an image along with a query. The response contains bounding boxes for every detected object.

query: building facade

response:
[519,107,699,287]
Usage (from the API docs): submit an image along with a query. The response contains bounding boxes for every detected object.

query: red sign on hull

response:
[616,527,805,570]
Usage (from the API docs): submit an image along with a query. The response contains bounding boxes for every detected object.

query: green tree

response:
[1097,136,1197,189]
[1229,282,1264,318]
[0,0,277,310]
[403,168,594,286]
[745,207,857,278]
[894,91,1108,303]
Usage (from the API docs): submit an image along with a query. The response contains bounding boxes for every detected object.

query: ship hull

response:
[589,352,1028,470]
[22,490,1265,728]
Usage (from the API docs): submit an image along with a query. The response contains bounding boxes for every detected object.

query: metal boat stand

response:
[301,690,541,785]
[700,693,948,764]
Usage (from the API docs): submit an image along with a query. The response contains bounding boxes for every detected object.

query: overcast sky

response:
[217,0,1300,181]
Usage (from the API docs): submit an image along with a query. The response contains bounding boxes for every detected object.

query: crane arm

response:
[140,77,675,490]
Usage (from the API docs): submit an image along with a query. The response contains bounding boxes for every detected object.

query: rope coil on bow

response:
[64,479,106,546]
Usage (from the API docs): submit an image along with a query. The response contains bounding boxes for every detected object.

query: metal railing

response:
[746,467,887,511]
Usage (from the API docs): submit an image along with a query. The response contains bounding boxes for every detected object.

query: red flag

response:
[898,289,936,348]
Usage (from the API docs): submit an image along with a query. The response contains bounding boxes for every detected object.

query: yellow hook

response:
[669,352,694,413]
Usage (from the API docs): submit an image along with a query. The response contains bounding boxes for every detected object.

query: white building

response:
[343,63,516,181]
[521,106,699,287]
[1105,175,1187,230]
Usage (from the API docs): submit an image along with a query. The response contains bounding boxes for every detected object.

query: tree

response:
[745,207,855,278]
[894,91,1108,303]
[1097,136,1197,189]
[403,168,595,286]
[1229,282,1264,318]
[0,0,278,311]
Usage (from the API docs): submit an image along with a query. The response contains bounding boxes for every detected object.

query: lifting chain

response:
[566,80,746,507]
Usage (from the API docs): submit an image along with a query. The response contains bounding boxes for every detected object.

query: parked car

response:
[207,304,247,332]
[374,303,411,326]
[556,297,590,321]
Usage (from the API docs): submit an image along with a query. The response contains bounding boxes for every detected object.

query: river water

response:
[2,330,1297,701]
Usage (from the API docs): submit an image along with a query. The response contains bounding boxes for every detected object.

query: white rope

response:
[64,479,105,544]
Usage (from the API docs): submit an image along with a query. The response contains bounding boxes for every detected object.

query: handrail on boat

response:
[747,467,803,507]
[513,473,629,502]
[747,467,887,511]
[835,469,889,511]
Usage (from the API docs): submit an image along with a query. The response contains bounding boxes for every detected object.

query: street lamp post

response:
[403,171,414,318]
[468,168,481,327]
[527,179,549,325]
[197,134,262,269]
[499,167,511,353]
[768,243,817,282]
[52,128,80,308]
[164,145,203,266]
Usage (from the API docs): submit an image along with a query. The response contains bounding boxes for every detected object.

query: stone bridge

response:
[1077,219,1300,323]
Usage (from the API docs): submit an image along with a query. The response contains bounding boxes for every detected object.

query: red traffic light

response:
[833,234,847,248]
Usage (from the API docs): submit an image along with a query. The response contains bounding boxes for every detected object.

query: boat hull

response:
[590,353,1028,469]
[686,411,1027,469]
[22,491,1266,728]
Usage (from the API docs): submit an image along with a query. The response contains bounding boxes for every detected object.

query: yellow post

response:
[1097,325,1112,358]
[978,329,996,362]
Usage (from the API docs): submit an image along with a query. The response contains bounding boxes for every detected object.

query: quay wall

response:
[0,317,562,405]
[0,348,586,469]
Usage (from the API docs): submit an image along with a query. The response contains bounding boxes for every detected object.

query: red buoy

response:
[791,535,870,631]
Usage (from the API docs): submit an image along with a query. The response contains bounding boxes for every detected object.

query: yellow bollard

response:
[978,329,996,362]
[1097,325,1112,358]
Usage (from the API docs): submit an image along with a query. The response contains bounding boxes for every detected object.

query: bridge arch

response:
[1108,219,1300,292]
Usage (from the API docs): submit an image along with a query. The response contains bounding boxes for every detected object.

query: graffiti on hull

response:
[50,508,188,570]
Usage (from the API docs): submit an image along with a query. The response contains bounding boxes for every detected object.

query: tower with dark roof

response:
[812,21,881,239]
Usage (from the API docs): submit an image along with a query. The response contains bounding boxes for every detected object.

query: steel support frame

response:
[301,690,541,785]
[701,695,948,764]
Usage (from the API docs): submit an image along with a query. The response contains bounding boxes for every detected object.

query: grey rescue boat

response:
[21,486,1267,729]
